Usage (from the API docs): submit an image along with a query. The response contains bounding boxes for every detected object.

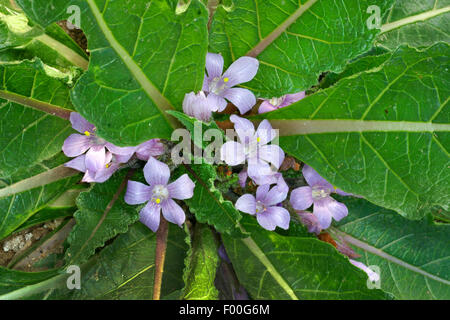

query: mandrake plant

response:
[0,0,448,301]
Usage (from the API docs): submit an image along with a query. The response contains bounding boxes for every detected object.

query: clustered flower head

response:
[59,51,375,283]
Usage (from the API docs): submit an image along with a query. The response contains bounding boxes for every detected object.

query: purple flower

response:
[349,259,380,283]
[235,176,290,231]
[134,139,164,161]
[62,113,136,181]
[220,115,284,185]
[296,210,322,235]
[124,157,195,232]
[290,165,351,230]
[203,53,259,114]
[65,151,132,183]
[259,91,306,114]
[182,91,218,122]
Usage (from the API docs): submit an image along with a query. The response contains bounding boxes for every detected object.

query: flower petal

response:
[223,88,256,114]
[255,119,276,145]
[124,181,152,205]
[223,56,259,87]
[135,139,164,161]
[207,93,228,112]
[65,155,86,172]
[238,168,248,188]
[230,115,255,143]
[235,194,256,215]
[255,184,270,202]
[168,174,195,200]
[62,134,91,157]
[290,186,313,210]
[140,202,161,232]
[296,211,321,234]
[70,112,95,134]
[258,144,285,169]
[258,101,277,114]
[161,199,186,226]
[205,52,224,79]
[313,198,334,229]
[263,184,288,207]
[326,199,348,221]
[143,156,170,186]
[220,141,245,166]
[349,259,380,283]
[247,158,278,185]
[182,91,214,122]
[85,147,106,172]
[106,143,136,156]
[257,206,290,231]
[280,91,305,107]
[302,164,334,190]
[91,164,119,183]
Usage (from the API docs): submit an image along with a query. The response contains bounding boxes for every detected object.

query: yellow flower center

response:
[223,77,229,82]
[84,131,91,136]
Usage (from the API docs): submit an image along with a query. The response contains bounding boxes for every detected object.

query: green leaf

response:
[17,0,210,145]
[320,47,392,89]
[376,0,450,51]
[0,267,60,296]
[209,0,394,98]
[0,153,80,240]
[182,223,219,300]
[259,43,450,220]
[65,170,139,266]
[332,196,450,299]
[0,222,188,300]
[175,163,246,238]
[0,1,88,69]
[222,215,390,300]
[0,59,78,177]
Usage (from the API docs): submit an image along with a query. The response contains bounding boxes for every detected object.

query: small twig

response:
[153,217,169,300]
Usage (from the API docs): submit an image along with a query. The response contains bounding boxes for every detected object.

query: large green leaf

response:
[209,0,394,98]
[0,153,80,240]
[0,59,77,177]
[0,1,88,69]
[175,163,246,238]
[182,223,219,300]
[0,222,188,300]
[259,43,449,220]
[222,215,390,300]
[376,0,450,50]
[332,197,450,299]
[65,170,139,266]
[17,0,209,145]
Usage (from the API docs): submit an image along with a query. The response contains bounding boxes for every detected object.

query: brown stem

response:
[153,216,169,300]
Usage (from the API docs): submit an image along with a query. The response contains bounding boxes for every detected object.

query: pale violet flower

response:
[63,112,136,181]
[182,91,218,122]
[220,115,284,186]
[259,91,306,114]
[290,165,352,230]
[203,53,259,114]
[235,175,290,231]
[134,139,165,161]
[124,157,195,232]
[295,210,322,235]
[65,151,132,183]
[349,259,380,283]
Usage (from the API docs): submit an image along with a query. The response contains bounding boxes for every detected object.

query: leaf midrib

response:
[85,0,179,129]
[331,227,450,286]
